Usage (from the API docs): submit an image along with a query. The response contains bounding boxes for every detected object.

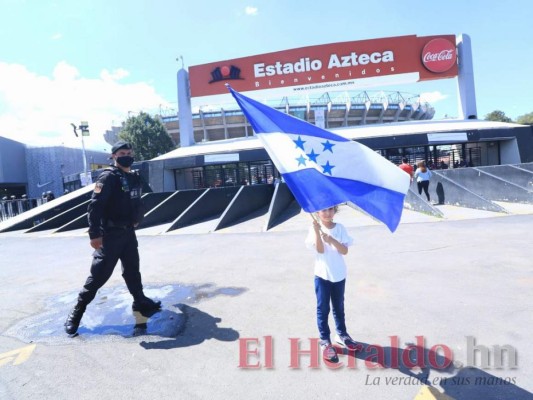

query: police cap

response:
[111,140,133,154]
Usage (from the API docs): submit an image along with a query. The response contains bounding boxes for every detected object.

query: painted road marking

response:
[414,385,455,400]
[0,344,36,367]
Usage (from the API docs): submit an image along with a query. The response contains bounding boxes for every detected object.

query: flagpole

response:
[309,212,324,234]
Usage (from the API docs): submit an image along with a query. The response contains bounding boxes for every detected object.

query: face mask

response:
[116,156,134,168]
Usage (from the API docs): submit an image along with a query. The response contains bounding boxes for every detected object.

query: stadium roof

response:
[151,136,263,161]
[151,119,526,161]
[334,118,525,139]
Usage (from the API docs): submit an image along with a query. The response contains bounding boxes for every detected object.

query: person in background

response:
[414,160,432,202]
[399,157,414,182]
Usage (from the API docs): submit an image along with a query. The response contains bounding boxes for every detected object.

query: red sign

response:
[421,38,457,73]
[189,34,458,99]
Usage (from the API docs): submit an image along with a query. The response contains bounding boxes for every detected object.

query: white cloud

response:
[244,6,258,16]
[419,91,447,104]
[0,61,170,151]
[53,61,80,81]
[51,33,62,40]
[100,68,130,81]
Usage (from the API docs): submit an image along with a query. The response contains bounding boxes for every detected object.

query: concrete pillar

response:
[456,34,478,120]
[177,68,195,147]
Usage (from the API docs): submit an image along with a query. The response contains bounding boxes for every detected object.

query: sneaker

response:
[336,334,359,351]
[320,340,339,363]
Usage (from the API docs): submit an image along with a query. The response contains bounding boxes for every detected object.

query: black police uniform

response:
[65,164,160,335]
[80,166,145,304]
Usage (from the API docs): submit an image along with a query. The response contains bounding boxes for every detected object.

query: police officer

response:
[65,141,161,335]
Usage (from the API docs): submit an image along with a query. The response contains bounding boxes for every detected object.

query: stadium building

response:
[1,33,532,234]
[0,136,109,199]
[146,33,532,193]
[161,89,435,145]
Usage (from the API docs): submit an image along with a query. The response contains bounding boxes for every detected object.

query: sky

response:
[0,0,532,152]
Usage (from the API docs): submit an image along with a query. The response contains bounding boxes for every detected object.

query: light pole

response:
[70,121,90,186]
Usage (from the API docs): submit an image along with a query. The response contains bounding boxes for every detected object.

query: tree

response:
[516,112,533,125]
[119,112,175,160]
[484,110,512,123]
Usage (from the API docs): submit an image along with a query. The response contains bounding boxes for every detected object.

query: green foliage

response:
[484,110,512,123]
[516,112,533,125]
[118,112,175,160]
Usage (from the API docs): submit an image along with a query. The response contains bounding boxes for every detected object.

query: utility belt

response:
[106,220,134,230]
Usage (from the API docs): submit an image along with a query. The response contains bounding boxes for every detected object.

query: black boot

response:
[64,303,86,335]
[132,293,161,312]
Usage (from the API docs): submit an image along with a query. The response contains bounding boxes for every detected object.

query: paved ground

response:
[0,207,532,400]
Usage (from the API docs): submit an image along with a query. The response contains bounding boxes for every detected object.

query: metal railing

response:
[0,198,47,222]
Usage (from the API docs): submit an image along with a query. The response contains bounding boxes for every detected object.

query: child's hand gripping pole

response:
[309,212,324,234]
[310,212,334,246]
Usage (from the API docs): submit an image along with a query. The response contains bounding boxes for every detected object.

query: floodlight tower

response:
[70,121,90,185]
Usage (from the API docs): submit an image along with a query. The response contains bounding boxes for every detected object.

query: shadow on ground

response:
[4,283,246,346]
[139,303,239,350]
[346,341,456,384]
[438,367,532,400]
[342,341,531,399]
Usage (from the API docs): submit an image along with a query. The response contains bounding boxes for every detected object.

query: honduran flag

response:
[227,86,410,232]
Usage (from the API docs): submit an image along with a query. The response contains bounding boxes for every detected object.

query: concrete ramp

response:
[25,200,90,233]
[0,184,94,233]
[463,167,532,203]
[404,187,444,217]
[430,170,507,212]
[166,186,241,232]
[264,183,299,230]
[141,192,174,214]
[54,213,89,233]
[2,164,533,236]
[138,190,202,229]
[516,162,533,173]
[484,164,533,191]
[214,184,275,231]
[51,193,166,234]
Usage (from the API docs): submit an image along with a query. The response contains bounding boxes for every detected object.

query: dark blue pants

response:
[78,228,143,305]
[314,276,347,341]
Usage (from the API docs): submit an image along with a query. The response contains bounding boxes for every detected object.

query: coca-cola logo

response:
[422,38,457,73]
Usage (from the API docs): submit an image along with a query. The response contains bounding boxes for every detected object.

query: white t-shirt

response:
[414,168,432,182]
[305,222,354,283]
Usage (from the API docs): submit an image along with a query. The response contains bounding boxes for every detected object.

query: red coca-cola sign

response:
[421,38,457,73]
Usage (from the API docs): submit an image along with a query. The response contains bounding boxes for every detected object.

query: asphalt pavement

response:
[0,208,532,400]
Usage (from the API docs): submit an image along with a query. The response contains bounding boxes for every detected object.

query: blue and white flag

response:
[227,86,410,232]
